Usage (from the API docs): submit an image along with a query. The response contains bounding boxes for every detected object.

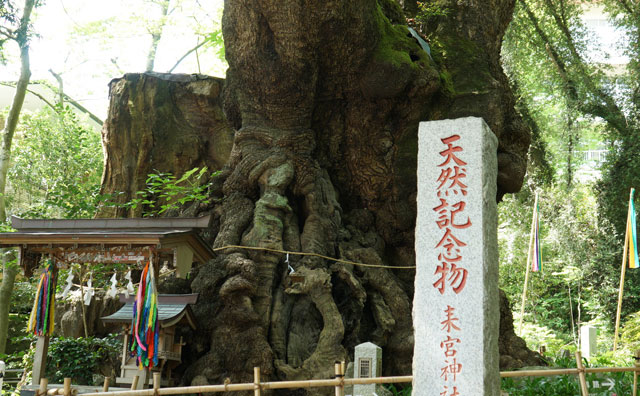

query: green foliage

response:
[105,167,217,217]
[499,184,615,336]
[501,355,634,395]
[619,311,640,353]
[416,1,450,23]
[10,282,36,314]
[7,106,103,219]
[386,384,412,396]
[501,375,580,395]
[44,335,122,385]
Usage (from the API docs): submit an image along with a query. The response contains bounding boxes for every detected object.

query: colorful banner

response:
[531,200,543,272]
[628,188,638,269]
[27,259,56,336]
[130,260,159,368]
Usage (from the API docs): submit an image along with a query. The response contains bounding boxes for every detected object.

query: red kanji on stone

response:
[440,358,463,382]
[440,335,461,358]
[440,387,460,396]
[441,305,461,333]
[433,262,468,294]
[436,166,468,194]
[433,199,472,229]
[435,228,466,250]
[438,135,467,167]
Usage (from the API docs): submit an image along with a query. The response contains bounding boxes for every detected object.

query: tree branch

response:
[0,81,104,126]
[48,69,64,105]
[0,82,57,111]
[0,26,15,40]
[167,39,207,73]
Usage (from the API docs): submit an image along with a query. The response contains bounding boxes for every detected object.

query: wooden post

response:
[32,336,50,385]
[340,361,346,396]
[103,377,110,392]
[575,351,589,396]
[334,363,341,396]
[38,378,48,396]
[63,378,71,396]
[254,367,261,396]
[153,372,161,392]
[130,375,139,390]
[78,267,90,338]
[634,350,640,396]
[614,188,634,351]
[519,193,538,335]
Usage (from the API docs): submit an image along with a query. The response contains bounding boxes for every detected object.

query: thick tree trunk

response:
[100,0,534,390]
[98,73,234,217]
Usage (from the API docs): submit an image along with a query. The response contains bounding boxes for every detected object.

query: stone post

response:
[580,325,597,359]
[413,117,500,396]
[353,342,382,396]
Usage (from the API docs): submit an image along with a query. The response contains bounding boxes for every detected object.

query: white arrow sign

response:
[601,377,614,391]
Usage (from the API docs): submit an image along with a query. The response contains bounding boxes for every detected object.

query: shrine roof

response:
[0,215,214,264]
[101,293,198,329]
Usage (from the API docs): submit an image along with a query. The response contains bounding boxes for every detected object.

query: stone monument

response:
[413,117,500,396]
[353,342,382,396]
[580,325,597,359]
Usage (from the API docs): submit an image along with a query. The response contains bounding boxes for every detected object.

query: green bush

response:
[10,282,36,314]
[44,335,122,385]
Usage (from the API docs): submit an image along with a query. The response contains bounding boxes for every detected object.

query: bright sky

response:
[581,4,629,66]
[1,0,226,120]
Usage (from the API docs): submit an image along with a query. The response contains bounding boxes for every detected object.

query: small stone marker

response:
[354,342,382,396]
[580,325,598,359]
[413,117,500,396]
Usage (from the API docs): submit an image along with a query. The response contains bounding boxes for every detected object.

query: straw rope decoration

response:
[27,258,56,336]
[130,259,159,369]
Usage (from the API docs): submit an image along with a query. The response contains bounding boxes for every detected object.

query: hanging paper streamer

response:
[27,259,57,336]
[130,260,159,369]
[107,273,118,299]
[125,270,134,299]
[61,272,74,299]
[84,274,95,306]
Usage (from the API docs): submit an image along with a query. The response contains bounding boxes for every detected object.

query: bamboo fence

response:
[31,351,640,396]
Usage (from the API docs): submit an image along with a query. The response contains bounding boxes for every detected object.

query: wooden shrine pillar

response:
[32,335,50,385]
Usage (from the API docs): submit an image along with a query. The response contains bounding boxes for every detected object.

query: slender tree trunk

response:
[0,0,36,356]
[566,115,574,188]
[0,0,35,223]
[0,254,18,355]
[145,0,170,72]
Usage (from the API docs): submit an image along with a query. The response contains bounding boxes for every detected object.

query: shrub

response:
[44,335,122,385]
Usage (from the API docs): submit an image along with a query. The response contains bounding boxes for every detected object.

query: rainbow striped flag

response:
[531,199,543,272]
[628,188,639,269]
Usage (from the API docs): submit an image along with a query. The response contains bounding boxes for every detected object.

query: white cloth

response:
[107,273,118,299]
[84,274,95,306]
[61,272,74,299]
[125,270,134,298]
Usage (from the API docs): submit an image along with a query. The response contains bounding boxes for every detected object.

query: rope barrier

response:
[212,245,416,269]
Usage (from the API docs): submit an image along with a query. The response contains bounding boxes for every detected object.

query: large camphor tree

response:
[99,0,537,388]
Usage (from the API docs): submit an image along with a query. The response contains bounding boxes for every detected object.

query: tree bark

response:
[0,253,18,355]
[98,73,234,218]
